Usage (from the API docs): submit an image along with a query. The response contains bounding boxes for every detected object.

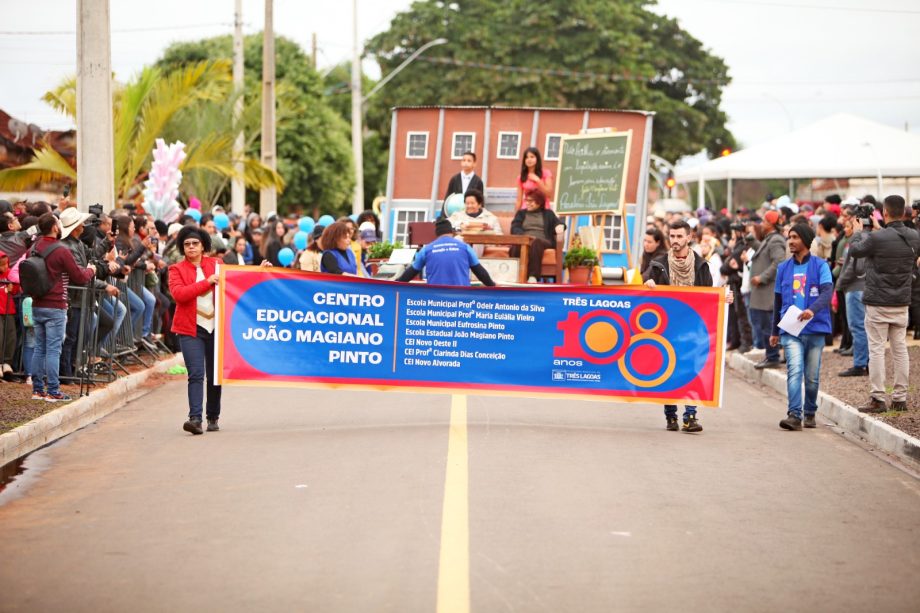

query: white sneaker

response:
[527,276,537,283]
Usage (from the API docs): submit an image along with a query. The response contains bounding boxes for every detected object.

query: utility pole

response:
[311,32,317,70]
[231,0,245,216]
[76,0,114,213]
[260,0,277,217]
[351,0,364,215]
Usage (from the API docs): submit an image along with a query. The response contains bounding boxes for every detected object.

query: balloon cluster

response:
[141,139,186,223]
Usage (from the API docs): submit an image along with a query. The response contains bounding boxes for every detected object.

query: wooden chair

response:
[407,221,437,247]
[481,212,564,283]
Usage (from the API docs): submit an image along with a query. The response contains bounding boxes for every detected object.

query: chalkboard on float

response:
[553,131,632,215]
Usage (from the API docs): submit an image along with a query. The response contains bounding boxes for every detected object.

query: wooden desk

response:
[462,233,533,283]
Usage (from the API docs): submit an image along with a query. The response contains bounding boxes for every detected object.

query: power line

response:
[413,56,920,90]
[690,0,920,15]
[0,22,234,36]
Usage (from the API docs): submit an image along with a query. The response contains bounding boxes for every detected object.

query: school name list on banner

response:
[217,268,727,406]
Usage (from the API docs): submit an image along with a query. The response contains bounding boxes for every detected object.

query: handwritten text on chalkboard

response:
[554,132,632,214]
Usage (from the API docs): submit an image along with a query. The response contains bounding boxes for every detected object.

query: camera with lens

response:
[85,203,104,227]
[853,203,875,220]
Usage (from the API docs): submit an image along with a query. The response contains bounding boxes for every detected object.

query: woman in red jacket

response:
[169,226,223,435]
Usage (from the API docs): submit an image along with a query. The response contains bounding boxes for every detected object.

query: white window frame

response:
[600,214,626,253]
[405,132,429,159]
[543,133,564,161]
[451,132,476,160]
[392,207,429,245]
[496,131,522,160]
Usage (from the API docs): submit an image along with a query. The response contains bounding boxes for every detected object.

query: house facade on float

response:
[380,106,654,270]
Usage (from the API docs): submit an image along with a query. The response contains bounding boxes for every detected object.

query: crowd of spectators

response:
[642,192,920,415]
[0,197,387,398]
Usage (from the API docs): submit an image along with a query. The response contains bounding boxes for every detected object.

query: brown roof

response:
[0,108,76,171]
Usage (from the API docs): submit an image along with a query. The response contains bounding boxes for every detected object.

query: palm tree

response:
[0,59,283,205]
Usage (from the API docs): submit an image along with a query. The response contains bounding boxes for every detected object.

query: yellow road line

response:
[436,394,470,613]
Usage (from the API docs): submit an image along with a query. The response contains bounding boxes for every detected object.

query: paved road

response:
[1,373,919,612]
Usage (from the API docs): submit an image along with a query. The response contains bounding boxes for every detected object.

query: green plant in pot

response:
[564,246,598,284]
[366,240,403,260]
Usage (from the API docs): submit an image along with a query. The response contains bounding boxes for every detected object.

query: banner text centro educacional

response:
[217,268,727,406]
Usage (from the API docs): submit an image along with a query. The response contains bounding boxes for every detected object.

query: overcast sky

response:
[2,0,918,154]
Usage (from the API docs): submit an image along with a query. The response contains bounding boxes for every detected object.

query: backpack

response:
[19,242,65,298]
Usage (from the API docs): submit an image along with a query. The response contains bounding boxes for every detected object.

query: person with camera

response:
[57,208,120,378]
[834,213,869,377]
[721,222,754,353]
[749,210,787,369]
[848,196,920,413]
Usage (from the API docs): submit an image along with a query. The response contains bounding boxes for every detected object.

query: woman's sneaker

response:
[45,392,72,402]
[31,390,46,400]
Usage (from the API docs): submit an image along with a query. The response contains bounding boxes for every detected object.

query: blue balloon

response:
[318,214,335,227]
[349,213,358,222]
[186,208,202,222]
[278,247,295,267]
[293,231,309,250]
[298,216,315,232]
[213,212,230,230]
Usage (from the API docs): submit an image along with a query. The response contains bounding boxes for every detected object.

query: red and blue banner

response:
[217,267,727,406]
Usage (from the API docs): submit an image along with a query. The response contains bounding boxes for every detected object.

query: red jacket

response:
[0,268,19,315]
[169,257,219,337]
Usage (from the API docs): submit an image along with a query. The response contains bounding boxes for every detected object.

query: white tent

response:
[674,113,920,208]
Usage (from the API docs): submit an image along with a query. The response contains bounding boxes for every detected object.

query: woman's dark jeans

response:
[178,325,221,422]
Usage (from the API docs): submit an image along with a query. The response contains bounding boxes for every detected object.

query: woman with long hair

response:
[640,228,668,280]
[114,215,156,343]
[259,218,287,267]
[509,190,564,282]
[515,146,554,209]
[223,235,247,265]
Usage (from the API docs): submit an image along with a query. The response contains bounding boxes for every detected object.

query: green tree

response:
[0,60,283,203]
[158,34,354,216]
[365,0,735,162]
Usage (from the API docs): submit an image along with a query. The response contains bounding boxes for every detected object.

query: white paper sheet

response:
[778,305,808,337]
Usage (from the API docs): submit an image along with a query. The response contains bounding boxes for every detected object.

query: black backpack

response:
[19,242,65,298]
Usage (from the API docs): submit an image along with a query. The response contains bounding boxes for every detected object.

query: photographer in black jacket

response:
[848,195,920,413]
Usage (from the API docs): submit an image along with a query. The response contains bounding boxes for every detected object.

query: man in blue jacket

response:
[395,218,496,287]
[769,223,834,431]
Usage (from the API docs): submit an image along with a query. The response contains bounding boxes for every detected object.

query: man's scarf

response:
[668,251,696,286]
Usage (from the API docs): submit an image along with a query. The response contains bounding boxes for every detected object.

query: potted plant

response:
[563,246,599,284]
[365,241,403,275]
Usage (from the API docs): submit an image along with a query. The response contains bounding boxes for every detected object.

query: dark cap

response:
[435,217,455,236]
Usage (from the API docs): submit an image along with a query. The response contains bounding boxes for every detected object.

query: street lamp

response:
[351,33,449,215]
[362,38,448,104]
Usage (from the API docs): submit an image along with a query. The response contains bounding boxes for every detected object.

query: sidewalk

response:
[727,343,920,472]
[0,354,183,466]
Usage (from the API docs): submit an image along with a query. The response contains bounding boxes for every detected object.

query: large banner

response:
[217,268,727,406]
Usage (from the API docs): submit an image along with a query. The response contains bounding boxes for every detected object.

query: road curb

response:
[0,355,184,466]
[727,352,920,470]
